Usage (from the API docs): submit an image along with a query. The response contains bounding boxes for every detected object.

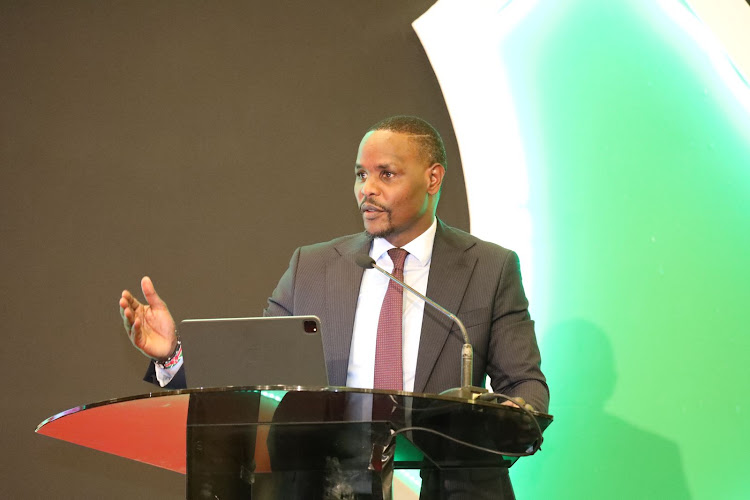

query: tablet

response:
[179,315,328,388]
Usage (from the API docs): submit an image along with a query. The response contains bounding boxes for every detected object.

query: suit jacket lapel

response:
[414,221,477,393]
[325,233,371,386]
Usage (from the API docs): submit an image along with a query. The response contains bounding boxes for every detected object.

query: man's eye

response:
[382,171,394,179]
[356,171,366,180]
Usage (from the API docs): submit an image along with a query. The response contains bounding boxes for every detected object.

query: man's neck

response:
[371,217,438,266]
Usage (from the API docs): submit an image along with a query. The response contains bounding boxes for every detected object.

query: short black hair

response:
[367,115,447,170]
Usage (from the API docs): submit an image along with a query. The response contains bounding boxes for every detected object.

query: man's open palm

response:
[119,276,177,361]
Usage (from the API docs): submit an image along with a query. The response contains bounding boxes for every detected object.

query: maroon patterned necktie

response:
[373,248,408,390]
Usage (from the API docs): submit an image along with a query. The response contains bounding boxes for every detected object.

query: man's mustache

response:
[359,199,389,213]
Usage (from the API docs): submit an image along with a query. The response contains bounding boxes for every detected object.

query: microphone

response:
[355,255,488,400]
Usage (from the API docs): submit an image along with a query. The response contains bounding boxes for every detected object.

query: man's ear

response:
[427,163,445,195]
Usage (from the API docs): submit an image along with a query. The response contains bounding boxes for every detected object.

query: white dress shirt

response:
[346,218,437,392]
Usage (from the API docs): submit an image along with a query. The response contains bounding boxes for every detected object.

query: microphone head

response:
[354,255,376,269]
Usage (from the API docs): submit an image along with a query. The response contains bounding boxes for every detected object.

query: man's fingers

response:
[141,276,166,309]
[123,306,134,324]
[119,296,131,316]
[121,290,142,311]
[498,398,535,412]
[131,317,144,346]
[500,397,527,409]
[120,303,136,339]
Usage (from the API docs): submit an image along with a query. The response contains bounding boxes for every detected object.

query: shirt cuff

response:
[155,356,184,387]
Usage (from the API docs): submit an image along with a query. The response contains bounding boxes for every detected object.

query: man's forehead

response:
[355,147,407,169]
[358,130,424,157]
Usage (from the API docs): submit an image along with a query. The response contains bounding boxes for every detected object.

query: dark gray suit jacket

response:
[146,220,548,413]
[263,220,549,413]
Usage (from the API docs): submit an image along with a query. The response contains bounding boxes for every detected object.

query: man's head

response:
[354,116,446,247]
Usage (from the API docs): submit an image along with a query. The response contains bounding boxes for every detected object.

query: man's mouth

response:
[360,203,387,214]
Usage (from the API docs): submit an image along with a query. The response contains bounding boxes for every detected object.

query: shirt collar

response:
[370,217,438,267]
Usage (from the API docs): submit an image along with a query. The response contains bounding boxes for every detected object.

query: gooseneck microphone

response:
[354,254,488,400]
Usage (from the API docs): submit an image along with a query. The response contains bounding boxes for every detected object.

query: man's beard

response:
[365,223,394,240]
[361,199,393,239]
[364,212,394,239]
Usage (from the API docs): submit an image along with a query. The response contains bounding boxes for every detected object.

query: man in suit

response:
[120,115,548,498]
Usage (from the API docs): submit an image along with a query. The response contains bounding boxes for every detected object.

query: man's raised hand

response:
[119,276,177,361]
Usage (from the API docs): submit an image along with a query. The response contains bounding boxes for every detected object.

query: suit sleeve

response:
[487,250,549,413]
[263,247,301,317]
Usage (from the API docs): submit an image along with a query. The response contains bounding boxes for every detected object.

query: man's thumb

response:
[141,276,166,308]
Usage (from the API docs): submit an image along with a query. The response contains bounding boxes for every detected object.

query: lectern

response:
[37,386,552,499]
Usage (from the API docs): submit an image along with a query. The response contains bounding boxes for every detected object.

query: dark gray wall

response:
[0,1,468,497]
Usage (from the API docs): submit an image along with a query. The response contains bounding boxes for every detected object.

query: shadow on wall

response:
[516,319,691,500]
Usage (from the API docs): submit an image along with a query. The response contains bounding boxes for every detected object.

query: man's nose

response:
[359,177,379,197]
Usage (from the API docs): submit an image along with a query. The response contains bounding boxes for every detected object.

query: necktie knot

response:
[388,248,408,275]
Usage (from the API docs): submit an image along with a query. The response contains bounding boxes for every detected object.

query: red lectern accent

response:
[37,393,190,473]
